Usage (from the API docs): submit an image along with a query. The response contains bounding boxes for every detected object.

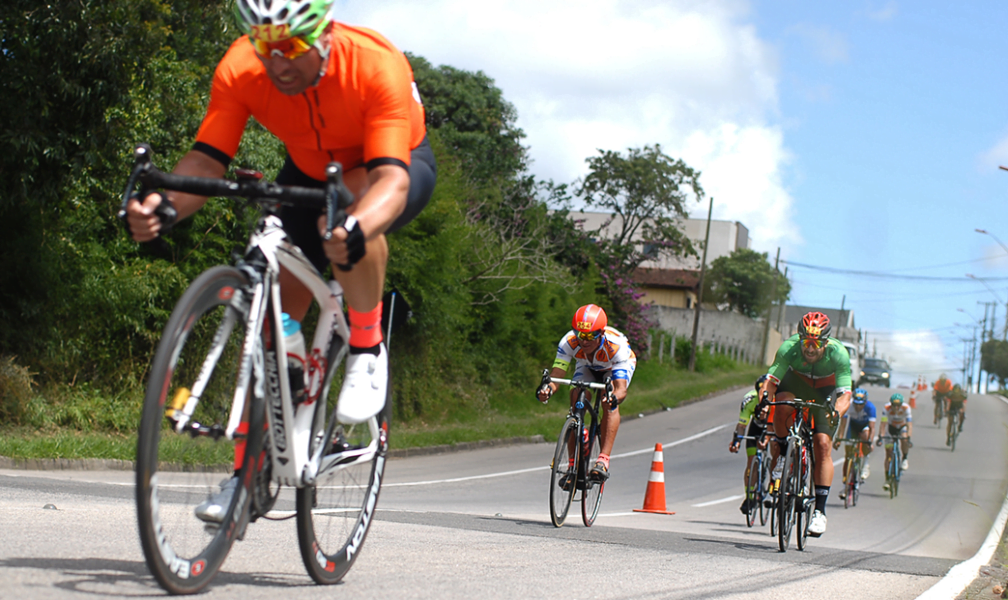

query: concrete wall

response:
[646,305,778,366]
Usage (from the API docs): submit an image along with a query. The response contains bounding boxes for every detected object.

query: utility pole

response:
[688,196,714,372]
[760,247,781,366]
[775,267,788,333]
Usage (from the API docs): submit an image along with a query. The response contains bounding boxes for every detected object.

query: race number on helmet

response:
[572,304,607,333]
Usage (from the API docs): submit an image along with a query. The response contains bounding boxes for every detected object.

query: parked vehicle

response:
[842,342,859,382]
[858,357,891,387]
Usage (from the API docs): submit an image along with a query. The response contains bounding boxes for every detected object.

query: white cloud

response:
[868,330,958,388]
[866,1,898,22]
[787,24,848,64]
[979,131,1008,172]
[336,0,798,249]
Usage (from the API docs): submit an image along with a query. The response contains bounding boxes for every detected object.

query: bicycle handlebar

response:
[117,144,355,254]
[546,377,610,391]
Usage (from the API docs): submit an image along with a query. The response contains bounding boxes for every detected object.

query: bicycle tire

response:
[777,442,798,552]
[296,364,391,585]
[758,453,771,527]
[136,266,258,594]
[745,454,761,528]
[796,445,813,551]
[581,422,605,527]
[549,416,580,527]
[950,412,959,452]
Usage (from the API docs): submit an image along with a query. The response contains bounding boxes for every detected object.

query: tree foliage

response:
[576,144,701,271]
[705,248,791,318]
[981,340,1008,389]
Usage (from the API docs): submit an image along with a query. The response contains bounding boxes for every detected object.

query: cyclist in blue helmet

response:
[833,388,876,499]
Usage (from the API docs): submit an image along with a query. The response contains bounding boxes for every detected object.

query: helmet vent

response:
[278,7,288,19]
[297,4,311,15]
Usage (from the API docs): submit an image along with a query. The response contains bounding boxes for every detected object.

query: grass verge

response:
[0,357,763,462]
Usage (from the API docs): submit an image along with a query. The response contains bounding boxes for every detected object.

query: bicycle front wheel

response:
[758,453,771,527]
[745,455,761,528]
[581,422,604,527]
[296,365,391,585]
[777,443,797,552]
[549,416,580,527]
[136,266,257,595]
[796,447,813,551]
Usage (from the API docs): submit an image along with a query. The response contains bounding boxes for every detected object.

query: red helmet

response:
[798,311,831,339]
[572,304,607,334]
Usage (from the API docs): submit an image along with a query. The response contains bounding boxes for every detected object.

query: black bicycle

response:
[768,398,825,552]
[948,408,961,452]
[739,435,771,528]
[538,370,613,527]
[120,146,389,594]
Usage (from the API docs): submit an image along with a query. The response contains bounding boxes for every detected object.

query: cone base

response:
[632,508,675,515]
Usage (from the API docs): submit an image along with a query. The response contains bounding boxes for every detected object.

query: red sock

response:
[348,302,383,348]
[233,421,249,471]
[597,454,610,468]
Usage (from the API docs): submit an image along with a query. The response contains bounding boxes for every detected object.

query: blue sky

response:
[337,0,1008,385]
[749,1,1008,385]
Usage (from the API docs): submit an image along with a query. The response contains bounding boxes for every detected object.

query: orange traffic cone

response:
[909,390,917,409]
[633,443,675,515]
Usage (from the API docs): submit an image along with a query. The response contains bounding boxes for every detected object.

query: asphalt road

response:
[1,384,1005,599]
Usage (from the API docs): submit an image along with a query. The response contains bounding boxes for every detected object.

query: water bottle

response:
[282,313,307,405]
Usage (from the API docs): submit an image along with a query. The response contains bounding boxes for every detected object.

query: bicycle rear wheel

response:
[296,365,390,585]
[549,416,580,527]
[135,266,258,594]
[777,443,798,552]
[581,422,605,527]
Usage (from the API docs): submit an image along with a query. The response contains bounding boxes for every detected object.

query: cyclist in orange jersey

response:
[125,0,436,523]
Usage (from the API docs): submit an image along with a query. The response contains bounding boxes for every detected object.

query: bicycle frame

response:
[123,146,377,490]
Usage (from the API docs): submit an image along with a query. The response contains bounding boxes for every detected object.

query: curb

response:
[0,384,746,470]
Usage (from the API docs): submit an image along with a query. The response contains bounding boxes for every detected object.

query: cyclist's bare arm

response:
[125,149,225,242]
[611,378,628,404]
[835,390,852,418]
[319,164,408,265]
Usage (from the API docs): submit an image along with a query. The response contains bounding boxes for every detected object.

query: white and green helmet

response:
[233,0,334,41]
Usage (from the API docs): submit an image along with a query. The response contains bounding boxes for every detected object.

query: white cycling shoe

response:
[195,476,239,524]
[861,463,870,480]
[336,344,388,424]
[901,458,909,471]
[808,510,827,537]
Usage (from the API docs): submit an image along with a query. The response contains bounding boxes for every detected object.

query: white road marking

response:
[384,424,730,488]
[692,494,745,508]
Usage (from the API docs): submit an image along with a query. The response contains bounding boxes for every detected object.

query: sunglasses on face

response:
[251,35,315,60]
[576,330,602,341]
[800,337,827,350]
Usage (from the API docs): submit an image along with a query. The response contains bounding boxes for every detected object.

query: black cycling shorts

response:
[278,135,437,274]
[745,421,765,451]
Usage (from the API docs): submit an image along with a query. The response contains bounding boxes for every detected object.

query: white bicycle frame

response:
[168,212,381,489]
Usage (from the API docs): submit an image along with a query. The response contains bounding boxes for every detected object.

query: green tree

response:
[981,339,1008,389]
[572,145,703,353]
[705,248,791,318]
[576,144,701,270]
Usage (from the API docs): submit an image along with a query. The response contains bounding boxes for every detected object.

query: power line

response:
[781,260,1008,282]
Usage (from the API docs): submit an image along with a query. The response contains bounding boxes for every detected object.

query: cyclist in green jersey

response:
[760,311,852,537]
[729,375,772,514]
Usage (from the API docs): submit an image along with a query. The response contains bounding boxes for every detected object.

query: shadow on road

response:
[0,556,315,596]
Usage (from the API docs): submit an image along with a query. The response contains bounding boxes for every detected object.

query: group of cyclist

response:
[933,373,968,446]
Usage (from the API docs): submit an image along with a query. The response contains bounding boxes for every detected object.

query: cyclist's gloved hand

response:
[907,439,913,449]
[536,385,552,404]
[320,215,367,271]
[607,392,620,411]
[875,437,883,447]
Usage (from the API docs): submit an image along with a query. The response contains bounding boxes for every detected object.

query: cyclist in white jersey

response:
[537,304,636,481]
[877,393,912,488]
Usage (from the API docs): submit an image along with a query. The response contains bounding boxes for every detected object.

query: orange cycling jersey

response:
[933,378,953,394]
[195,23,426,179]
